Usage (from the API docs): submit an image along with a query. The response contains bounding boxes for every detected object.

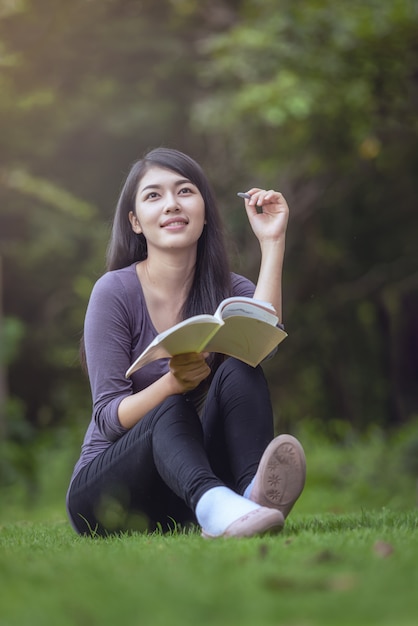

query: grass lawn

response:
[0,510,418,626]
[1,423,417,625]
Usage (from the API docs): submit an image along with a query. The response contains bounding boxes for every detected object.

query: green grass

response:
[1,422,418,625]
[0,510,417,626]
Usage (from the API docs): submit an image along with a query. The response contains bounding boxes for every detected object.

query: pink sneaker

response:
[201,506,284,539]
[249,434,306,518]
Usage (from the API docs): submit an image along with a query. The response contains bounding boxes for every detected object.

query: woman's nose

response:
[163,193,180,212]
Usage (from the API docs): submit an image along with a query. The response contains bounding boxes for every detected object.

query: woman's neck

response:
[136,253,196,331]
[140,252,195,296]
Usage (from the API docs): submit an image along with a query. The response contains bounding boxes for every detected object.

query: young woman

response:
[66,147,306,538]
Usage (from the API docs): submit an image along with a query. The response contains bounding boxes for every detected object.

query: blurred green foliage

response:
[0,0,417,492]
[192,0,418,429]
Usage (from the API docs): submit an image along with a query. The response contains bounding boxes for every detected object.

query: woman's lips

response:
[161,217,188,228]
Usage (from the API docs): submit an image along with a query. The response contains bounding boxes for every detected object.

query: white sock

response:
[195,486,261,537]
[243,476,255,500]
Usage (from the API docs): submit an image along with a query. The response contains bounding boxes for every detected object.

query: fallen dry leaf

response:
[373,540,394,558]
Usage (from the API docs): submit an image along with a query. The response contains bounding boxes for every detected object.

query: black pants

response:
[67,359,274,535]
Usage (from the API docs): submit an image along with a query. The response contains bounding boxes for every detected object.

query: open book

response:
[125,296,287,378]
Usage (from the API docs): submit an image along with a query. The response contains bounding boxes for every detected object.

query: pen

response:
[237,192,251,199]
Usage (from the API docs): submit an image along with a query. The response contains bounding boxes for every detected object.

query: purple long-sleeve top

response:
[68,262,256,487]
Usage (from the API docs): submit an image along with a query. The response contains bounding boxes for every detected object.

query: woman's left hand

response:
[242,188,289,244]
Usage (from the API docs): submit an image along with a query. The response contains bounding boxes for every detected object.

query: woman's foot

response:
[248,434,306,518]
[201,506,284,539]
[196,485,284,539]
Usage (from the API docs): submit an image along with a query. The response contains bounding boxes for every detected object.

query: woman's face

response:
[130,166,206,255]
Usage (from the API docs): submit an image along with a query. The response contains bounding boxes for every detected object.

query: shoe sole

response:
[250,434,306,518]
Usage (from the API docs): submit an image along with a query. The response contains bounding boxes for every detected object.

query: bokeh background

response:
[1,0,417,517]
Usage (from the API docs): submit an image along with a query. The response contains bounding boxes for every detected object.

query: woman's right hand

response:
[168,352,211,393]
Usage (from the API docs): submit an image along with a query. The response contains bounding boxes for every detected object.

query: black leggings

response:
[67,358,274,535]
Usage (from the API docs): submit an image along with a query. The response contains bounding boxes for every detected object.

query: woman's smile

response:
[160,216,189,229]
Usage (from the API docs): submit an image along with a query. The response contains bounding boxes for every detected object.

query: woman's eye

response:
[179,187,192,194]
[145,191,159,200]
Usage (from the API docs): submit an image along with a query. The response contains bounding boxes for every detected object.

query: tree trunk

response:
[0,255,7,439]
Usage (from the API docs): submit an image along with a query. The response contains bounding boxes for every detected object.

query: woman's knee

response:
[157,394,199,421]
[151,394,203,438]
[214,358,267,388]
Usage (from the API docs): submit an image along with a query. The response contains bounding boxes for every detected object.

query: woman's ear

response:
[129,211,142,234]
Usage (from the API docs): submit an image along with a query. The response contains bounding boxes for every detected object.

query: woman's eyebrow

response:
[140,179,193,193]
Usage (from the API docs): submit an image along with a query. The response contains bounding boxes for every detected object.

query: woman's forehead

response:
[138,166,191,190]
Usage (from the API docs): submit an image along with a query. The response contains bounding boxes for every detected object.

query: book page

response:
[126,319,221,377]
[204,317,286,367]
[216,297,279,326]
[153,319,221,355]
[151,314,219,343]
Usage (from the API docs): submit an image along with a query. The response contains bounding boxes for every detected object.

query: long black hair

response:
[106,147,232,318]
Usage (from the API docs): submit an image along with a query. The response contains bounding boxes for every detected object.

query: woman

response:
[66,147,306,538]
